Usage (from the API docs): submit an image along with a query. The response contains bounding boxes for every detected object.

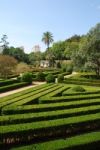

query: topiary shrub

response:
[36,72,45,81]
[68,86,86,93]
[58,74,64,83]
[21,72,33,84]
[45,73,55,83]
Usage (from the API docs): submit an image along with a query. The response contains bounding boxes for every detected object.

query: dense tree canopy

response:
[28,51,42,66]
[0,55,17,78]
[51,41,65,60]
[73,23,100,76]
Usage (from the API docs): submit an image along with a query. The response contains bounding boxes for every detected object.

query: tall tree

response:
[42,31,54,50]
[45,49,55,67]
[51,41,65,60]
[73,23,100,76]
[0,35,9,49]
[28,51,42,66]
[0,35,9,55]
[8,47,29,63]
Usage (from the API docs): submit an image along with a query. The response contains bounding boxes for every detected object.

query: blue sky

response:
[0,0,100,53]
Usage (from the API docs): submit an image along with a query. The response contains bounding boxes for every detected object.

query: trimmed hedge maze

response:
[0,83,100,150]
[0,79,30,93]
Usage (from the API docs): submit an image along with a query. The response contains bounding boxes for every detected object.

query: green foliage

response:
[0,79,19,86]
[61,63,73,73]
[42,31,54,50]
[45,49,55,67]
[1,105,100,125]
[73,24,100,76]
[58,74,64,83]
[66,64,73,73]
[1,82,100,149]
[11,132,100,150]
[36,72,45,81]
[68,86,86,93]
[0,84,57,109]
[45,73,55,83]
[0,82,29,93]
[28,51,42,67]
[9,47,29,63]
[51,41,65,60]
[21,72,33,84]
[64,77,100,86]
[0,112,100,134]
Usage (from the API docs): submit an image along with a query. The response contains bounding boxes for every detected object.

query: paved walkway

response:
[0,82,46,98]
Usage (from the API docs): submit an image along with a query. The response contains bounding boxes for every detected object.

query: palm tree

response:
[42,31,54,50]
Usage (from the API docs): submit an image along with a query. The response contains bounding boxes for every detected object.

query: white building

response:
[32,45,41,52]
[40,60,49,68]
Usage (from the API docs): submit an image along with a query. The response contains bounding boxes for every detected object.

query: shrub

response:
[36,72,45,81]
[58,74,64,83]
[21,72,33,84]
[61,63,73,73]
[0,82,29,93]
[68,86,86,93]
[0,79,19,86]
[45,73,55,83]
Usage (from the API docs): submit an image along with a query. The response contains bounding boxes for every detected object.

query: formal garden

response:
[0,74,100,149]
[0,23,100,150]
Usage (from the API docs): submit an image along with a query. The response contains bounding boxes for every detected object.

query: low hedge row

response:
[2,98,100,115]
[32,70,61,81]
[10,131,100,150]
[62,89,100,96]
[44,70,60,76]
[0,82,30,93]
[0,79,19,87]
[54,72,71,78]
[64,79,100,87]
[39,85,70,101]
[0,113,100,143]
[32,71,70,82]
[0,84,57,108]
[12,84,62,106]
[0,83,50,103]
[1,105,100,125]
[39,93,100,103]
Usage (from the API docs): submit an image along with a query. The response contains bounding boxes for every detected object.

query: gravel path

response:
[0,82,46,98]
